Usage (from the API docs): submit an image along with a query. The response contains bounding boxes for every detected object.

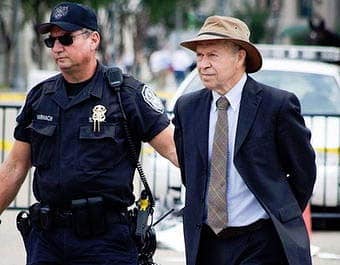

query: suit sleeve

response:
[276,92,316,210]
[173,100,186,186]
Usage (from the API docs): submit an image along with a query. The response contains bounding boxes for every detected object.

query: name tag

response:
[36,114,53,122]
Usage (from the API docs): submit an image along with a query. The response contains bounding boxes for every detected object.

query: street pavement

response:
[1,210,340,265]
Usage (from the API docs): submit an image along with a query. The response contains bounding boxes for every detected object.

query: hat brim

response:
[36,22,83,34]
[180,35,262,73]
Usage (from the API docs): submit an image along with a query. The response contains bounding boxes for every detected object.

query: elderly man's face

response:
[196,40,246,94]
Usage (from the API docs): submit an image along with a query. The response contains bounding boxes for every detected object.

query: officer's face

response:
[196,40,246,94]
[48,27,99,75]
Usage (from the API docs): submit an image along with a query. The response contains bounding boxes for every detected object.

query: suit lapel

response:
[193,89,212,168]
[234,77,263,155]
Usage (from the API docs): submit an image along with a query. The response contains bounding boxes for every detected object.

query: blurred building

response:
[1,0,339,90]
[278,0,339,43]
[197,0,339,44]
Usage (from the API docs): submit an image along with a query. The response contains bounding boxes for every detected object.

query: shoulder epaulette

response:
[122,74,143,90]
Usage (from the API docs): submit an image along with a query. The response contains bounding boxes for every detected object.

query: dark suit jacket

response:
[173,76,316,265]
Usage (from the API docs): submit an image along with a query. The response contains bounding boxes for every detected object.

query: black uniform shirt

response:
[14,63,169,208]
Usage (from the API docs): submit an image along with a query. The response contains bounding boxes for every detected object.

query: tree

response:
[0,0,15,86]
[142,0,201,30]
[1,0,204,88]
[232,1,270,43]
[232,0,283,44]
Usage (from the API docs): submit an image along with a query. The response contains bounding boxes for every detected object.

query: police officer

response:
[0,2,178,265]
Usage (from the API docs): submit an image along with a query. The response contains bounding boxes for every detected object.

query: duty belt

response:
[29,196,128,237]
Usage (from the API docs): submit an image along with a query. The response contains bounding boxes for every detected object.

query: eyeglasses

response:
[44,31,90,48]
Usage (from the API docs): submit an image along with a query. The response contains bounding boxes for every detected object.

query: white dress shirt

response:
[208,73,269,226]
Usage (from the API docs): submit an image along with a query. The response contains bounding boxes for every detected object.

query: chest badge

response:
[92,105,107,132]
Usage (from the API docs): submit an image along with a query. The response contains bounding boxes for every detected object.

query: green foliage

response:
[19,0,203,36]
[186,11,207,29]
[280,24,310,45]
[336,22,340,35]
[141,0,202,29]
[21,0,113,24]
[12,0,204,69]
[21,0,57,24]
[233,2,270,43]
[0,83,9,90]
[290,31,310,45]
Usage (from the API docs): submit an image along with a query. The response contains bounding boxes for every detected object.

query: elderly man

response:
[173,16,316,265]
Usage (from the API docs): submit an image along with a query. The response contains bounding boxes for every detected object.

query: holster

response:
[28,202,52,230]
[16,210,31,238]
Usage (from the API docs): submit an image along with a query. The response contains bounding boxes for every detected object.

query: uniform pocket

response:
[29,121,57,168]
[78,124,127,169]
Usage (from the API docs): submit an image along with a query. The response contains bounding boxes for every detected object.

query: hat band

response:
[197,32,231,38]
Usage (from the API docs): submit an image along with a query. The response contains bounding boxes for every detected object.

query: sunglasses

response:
[44,31,90,48]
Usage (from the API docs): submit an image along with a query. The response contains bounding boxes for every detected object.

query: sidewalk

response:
[0,210,25,265]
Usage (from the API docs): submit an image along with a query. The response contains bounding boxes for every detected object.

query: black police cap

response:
[36,2,98,34]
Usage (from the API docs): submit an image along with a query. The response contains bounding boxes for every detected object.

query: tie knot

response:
[216,97,229,110]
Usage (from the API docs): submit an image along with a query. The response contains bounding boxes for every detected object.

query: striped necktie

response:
[207,96,229,234]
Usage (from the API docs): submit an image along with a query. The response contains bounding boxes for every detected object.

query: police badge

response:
[92,105,107,132]
[52,5,69,20]
[141,85,164,113]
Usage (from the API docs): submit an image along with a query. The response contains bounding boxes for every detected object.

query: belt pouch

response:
[71,198,91,237]
[88,197,107,236]
[40,205,52,230]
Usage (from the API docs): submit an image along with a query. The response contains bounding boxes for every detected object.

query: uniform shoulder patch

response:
[141,85,164,113]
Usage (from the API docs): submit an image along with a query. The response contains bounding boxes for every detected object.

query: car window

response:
[178,69,340,115]
[251,70,340,115]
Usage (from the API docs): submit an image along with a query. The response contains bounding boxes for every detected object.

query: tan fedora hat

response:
[180,16,262,73]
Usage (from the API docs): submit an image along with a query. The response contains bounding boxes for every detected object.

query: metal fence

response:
[1,104,339,210]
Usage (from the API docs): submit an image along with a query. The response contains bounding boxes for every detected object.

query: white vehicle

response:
[168,47,340,223]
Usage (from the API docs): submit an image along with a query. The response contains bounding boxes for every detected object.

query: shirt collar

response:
[43,61,103,99]
[87,62,104,99]
[212,73,247,112]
